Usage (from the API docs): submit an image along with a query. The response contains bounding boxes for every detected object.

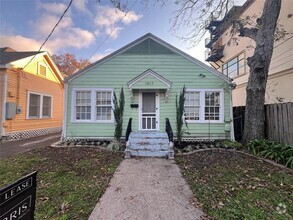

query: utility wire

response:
[84,0,138,66]
[22,0,74,70]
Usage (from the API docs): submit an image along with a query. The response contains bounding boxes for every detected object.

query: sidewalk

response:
[89,158,204,220]
[0,133,60,158]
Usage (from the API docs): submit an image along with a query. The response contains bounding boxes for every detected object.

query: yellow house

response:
[205,0,293,106]
[0,47,64,140]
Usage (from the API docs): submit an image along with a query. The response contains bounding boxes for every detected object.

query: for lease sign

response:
[0,172,37,220]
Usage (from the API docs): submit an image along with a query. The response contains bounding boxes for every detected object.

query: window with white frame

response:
[184,91,200,120]
[205,92,220,120]
[28,92,52,118]
[38,62,47,77]
[75,91,91,120]
[184,90,223,122]
[73,89,113,122]
[96,91,112,121]
[222,52,245,78]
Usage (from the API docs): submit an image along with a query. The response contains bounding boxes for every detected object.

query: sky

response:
[0,0,245,63]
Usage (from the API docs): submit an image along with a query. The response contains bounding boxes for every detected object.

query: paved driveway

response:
[0,133,60,158]
[89,158,204,220]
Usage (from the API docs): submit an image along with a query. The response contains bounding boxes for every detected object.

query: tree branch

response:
[237,20,258,41]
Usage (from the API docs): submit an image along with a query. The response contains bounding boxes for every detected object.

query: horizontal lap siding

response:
[67,54,231,138]
[5,68,63,132]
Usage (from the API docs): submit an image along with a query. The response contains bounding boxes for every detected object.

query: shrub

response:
[113,87,125,143]
[176,86,187,145]
[247,139,293,168]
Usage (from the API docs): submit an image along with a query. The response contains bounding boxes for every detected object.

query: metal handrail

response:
[165,118,173,142]
[125,118,132,142]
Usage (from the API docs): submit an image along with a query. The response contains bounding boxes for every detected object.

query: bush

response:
[247,139,293,168]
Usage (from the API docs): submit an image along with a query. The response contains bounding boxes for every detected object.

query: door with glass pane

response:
[141,92,158,130]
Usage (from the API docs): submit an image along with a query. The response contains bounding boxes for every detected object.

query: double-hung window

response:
[205,92,220,120]
[184,90,223,122]
[96,91,112,121]
[185,91,200,121]
[27,92,52,118]
[75,91,91,120]
[73,89,113,122]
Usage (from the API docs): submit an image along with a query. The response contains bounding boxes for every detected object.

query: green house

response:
[63,33,234,158]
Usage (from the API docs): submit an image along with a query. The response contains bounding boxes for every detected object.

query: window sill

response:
[26,117,52,120]
[186,120,224,124]
[71,120,114,124]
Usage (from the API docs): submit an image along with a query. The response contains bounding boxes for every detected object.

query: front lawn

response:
[0,147,123,220]
[176,150,293,220]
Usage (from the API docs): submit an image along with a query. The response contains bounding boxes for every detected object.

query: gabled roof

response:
[127,69,172,90]
[65,33,232,83]
[0,47,64,83]
[0,47,43,65]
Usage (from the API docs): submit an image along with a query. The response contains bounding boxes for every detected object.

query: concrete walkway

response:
[89,158,204,220]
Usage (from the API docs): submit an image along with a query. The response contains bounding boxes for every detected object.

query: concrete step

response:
[126,131,173,158]
[129,132,168,139]
[130,145,169,151]
[129,149,169,157]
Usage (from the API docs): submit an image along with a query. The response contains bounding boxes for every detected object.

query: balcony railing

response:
[205,46,224,62]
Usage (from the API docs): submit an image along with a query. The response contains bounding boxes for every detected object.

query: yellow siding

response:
[10,55,62,84]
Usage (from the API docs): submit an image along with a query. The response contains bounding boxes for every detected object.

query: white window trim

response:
[26,91,53,119]
[38,62,47,77]
[71,88,114,123]
[185,89,224,123]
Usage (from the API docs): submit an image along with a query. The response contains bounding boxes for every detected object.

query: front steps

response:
[125,131,174,159]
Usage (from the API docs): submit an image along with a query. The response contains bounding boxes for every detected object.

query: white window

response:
[222,52,245,78]
[184,91,200,121]
[205,92,220,120]
[38,62,47,77]
[96,91,112,121]
[75,91,91,120]
[27,92,52,119]
[73,89,113,122]
[184,89,223,123]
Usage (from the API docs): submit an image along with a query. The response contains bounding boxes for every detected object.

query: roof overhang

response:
[127,69,172,90]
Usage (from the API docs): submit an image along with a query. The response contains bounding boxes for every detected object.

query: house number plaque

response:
[145,81,154,85]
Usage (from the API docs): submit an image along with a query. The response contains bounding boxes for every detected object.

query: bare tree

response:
[170,0,283,143]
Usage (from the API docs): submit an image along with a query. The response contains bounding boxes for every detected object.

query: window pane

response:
[223,52,245,78]
[29,94,40,117]
[184,91,200,121]
[205,92,220,120]
[96,91,112,121]
[42,96,52,117]
[75,91,91,120]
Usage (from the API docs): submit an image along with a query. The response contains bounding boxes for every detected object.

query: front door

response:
[140,92,159,130]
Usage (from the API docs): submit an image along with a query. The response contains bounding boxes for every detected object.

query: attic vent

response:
[123,39,175,55]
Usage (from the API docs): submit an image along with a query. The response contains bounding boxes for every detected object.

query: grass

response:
[176,150,293,220]
[0,147,123,220]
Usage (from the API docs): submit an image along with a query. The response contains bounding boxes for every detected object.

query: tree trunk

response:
[242,0,282,143]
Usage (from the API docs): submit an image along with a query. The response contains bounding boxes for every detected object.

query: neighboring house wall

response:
[1,53,63,139]
[207,0,293,106]
[0,69,5,137]
[65,37,233,140]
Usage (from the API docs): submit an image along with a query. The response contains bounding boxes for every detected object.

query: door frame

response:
[138,90,160,131]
